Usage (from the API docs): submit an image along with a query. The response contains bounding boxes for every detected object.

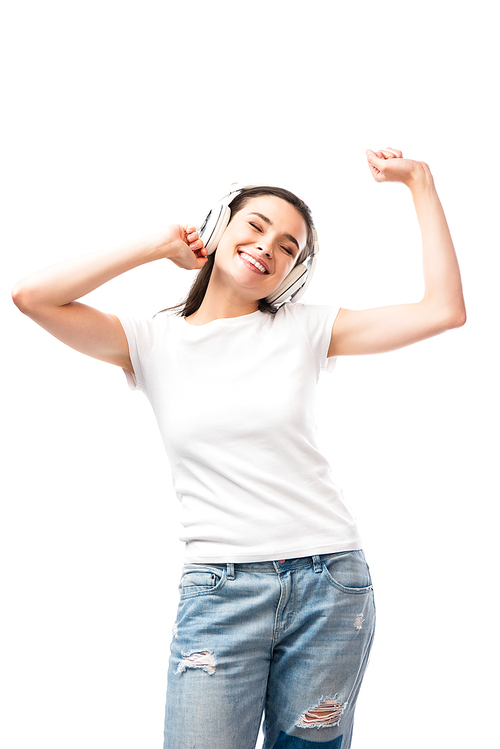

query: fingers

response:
[372,147,403,159]
[365,149,394,182]
[365,149,385,174]
[365,147,418,186]
[184,225,207,256]
[366,147,402,171]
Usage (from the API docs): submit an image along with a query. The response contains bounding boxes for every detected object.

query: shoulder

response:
[279,302,341,330]
[275,303,341,372]
[116,309,179,352]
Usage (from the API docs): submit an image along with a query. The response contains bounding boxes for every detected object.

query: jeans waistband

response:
[183,551,364,579]
[219,554,331,579]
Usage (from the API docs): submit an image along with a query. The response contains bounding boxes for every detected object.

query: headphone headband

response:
[197,184,318,307]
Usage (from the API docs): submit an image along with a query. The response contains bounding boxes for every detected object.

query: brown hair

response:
[159,185,316,317]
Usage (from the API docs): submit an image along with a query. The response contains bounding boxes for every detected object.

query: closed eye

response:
[249,221,293,256]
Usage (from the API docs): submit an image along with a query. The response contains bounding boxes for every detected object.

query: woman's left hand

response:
[366,147,429,187]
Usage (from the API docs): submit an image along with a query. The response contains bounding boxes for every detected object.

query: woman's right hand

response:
[163,224,208,270]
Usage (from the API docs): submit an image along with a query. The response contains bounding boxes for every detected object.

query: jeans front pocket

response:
[321,550,373,595]
[179,565,226,599]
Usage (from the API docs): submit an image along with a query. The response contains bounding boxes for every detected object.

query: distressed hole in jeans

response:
[296,695,346,729]
[175,650,217,675]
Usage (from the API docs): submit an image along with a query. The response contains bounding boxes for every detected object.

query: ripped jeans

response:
[164,551,375,749]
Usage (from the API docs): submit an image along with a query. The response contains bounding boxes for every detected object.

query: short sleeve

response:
[286,302,341,374]
[116,313,156,392]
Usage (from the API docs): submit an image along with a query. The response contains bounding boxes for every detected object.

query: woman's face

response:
[213,195,308,301]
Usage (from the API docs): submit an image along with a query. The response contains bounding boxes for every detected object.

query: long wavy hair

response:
[159,185,316,317]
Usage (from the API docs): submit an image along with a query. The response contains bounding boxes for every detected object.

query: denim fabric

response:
[164,551,375,749]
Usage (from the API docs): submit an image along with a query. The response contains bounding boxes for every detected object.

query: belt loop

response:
[312,555,322,573]
[227,563,235,580]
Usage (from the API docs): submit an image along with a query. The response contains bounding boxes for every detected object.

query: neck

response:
[185,275,259,326]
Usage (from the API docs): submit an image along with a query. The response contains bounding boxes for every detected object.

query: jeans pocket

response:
[179,565,226,599]
[321,550,373,595]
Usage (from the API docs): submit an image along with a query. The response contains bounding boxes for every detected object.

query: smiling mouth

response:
[238,251,269,274]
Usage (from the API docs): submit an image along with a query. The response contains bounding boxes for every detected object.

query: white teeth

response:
[240,252,267,274]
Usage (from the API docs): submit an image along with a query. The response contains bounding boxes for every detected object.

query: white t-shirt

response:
[118,302,362,563]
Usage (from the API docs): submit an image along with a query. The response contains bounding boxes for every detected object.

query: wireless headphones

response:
[197,184,318,307]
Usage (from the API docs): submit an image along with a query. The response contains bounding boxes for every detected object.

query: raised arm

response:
[11,225,207,371]
[328,148,466,357]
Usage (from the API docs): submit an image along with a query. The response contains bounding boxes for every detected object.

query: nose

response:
[256,242,273,257]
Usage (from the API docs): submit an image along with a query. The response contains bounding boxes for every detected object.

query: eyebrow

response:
[247,212,300,252]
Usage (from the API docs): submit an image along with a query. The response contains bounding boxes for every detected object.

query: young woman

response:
[12,148,466,749]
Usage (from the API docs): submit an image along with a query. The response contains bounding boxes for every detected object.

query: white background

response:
[2,1,498,747]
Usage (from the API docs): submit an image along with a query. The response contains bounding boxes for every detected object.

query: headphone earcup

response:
[266,237,318,306]
[265,263,308,305]
[198,203,232,254]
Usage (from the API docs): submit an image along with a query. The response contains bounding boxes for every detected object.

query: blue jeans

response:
[164,551,375,749]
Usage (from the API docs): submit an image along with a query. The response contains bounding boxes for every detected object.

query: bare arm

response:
[12,225,207,371]
[328,148,466,357]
